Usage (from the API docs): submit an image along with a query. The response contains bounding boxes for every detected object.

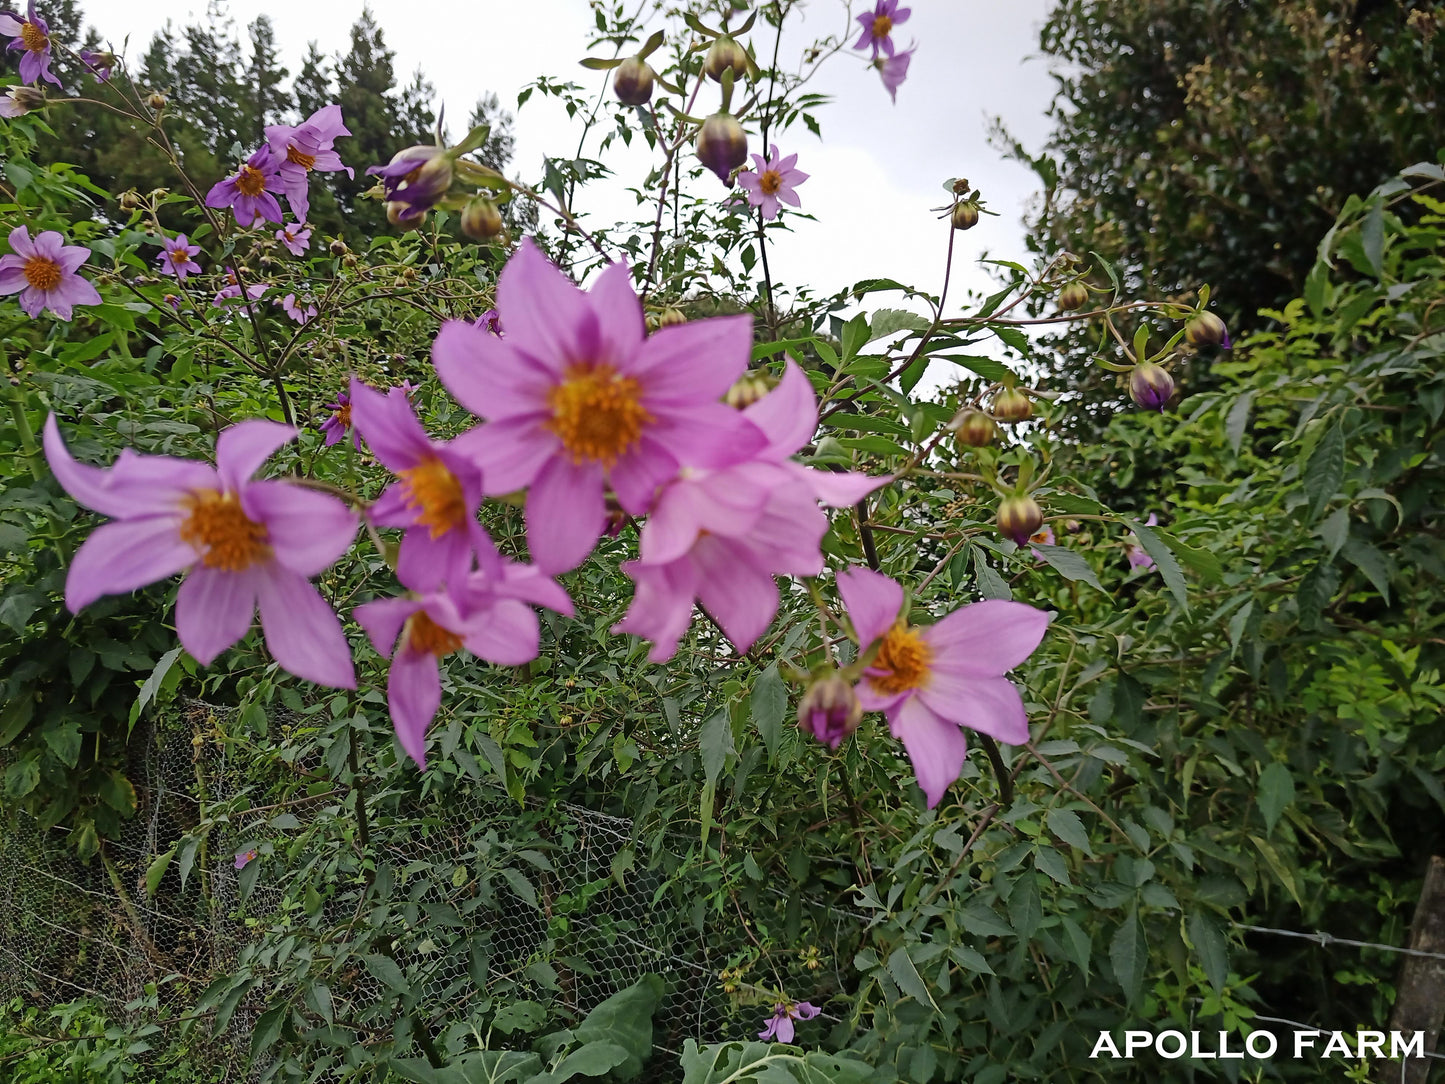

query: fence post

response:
[1382,856,1445,1084]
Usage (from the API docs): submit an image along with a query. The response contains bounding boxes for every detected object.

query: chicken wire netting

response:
[0,700,861,1081]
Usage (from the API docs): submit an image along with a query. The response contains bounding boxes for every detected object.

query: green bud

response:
[613,56,656,106]
[997,496,1044,547]
[991,386,1033,424]
[703,35,750,83]
[1057,281,1089,311]
[951,200,980,230]
[459,196,504,241]
[953,409,997,448]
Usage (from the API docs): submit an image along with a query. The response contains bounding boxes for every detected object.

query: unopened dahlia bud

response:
[613,56,656,105]
[953,409,996,448]
[658,307,686,328]
[1128,361,1175,412]
[696,111,748,184]
[797,675,863,749]
[368,146,454,222]
[997,495,1045,547]
[146,91,167,111]
[951,200,980,230]
[329,238,349,257]
[1185,311,1229,348]
[0,84,45,117]
[460,196,504,241]
[703,35,750,83]
[118,189,143,212]
[991,386,1033,424]
[725,373,770,409]
[1057,281,1089,311]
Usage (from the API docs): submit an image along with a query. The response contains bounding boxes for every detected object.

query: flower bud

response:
[1,85,45,116]
[725,373,770,409]
[991,386,1033,424]
[797,675,863,750]
[951,200,980,230]
[329,238,349,257]
[1057,281,1089,311]
[613,56,656,106]
[386,201,410,226]
[1128,361,1175,412]
[460,196,504,241]
[146,91,168,111]
[953,408,996,448]
[696,111,748,184]
[658,307,686,328]
[118,189,143,212]
[703,35,749,83]
[1185,311,1229,348]
[997,495,1045,547]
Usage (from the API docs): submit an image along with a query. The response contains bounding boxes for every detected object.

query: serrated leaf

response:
[936,353,1015,384]
[1060,916,1091,975]
[1340,538,1393,603]
[1127,519,1188,610]
[700,711,732,787]
[1109,910,1146,1006]
[363,953,410,995]
[1033,545,1103,591]
[869,307,930,340]
[972,546,1012,600]
[1046,809,1094,856]
[1007,875,1042,941]
[1034,847,1071,886]
[1303,423,1345,522]
[1256,762,1296,835]
[1188,912,1229,994]
[886,946,939,1010]
[751,665,786,759]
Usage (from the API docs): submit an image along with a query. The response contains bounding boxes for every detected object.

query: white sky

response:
[88,1,1056,325]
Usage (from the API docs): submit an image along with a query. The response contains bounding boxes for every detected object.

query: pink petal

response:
[856,681,909,714]
[255,567,355,688]
[745,361,818,458]
[613,557,700,663]
[526,458,606,574]
[216,419,297,491]
[632,315,754,404]
[43,415,217,518]
[354,595,422,657]
[494,564,574,616]
[64,517,193,612]
[387,647,441,769]
[774,1016,795,1045]
[5,225,35,259]
[694,537,779,655]
[587,259,645,361]
[496,239,592,375]
[890,695,969,809]
[451,418,558,496]
[608,436,680,515]
[794,463,887,508]
[432,319,552,420]
[923,600,1051,676]
[461,598,540,666]
[242,480,356,577]
[648,403,767,470]
[837,565,903,648]
[917,674,1030,747]
[176,566,259,666]
[348,377,433,470]
[0,263,27,293]
[396,520,477,593]
[640,473,762,565]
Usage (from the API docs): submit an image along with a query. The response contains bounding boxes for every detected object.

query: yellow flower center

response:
[872,15,893,38]
[235,164,267,197]
[179,490,271,571]
[545,364,652,468]
[1030,529,1051,545]
[23,256,61,291]
[286,146,316,170]
[20,22,47,52]
[407,611,462,657]
[870,621,932,695]
[759,169,783,196]
[333,402,352,430]
[398,456,467,539]
[169,249,190,266]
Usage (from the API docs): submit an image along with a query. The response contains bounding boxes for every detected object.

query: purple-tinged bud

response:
[991,386,1033,424]
[368,146,454,220]
[997,495,1044,547]
[460,196,504,241]
[0,84,45,117]
[797,675,863,750]
[951,200,980,230]
[1057,281,1089,311]
[703,35,750,83]
[1185,311,1229,348]
[1128,362,1175,412]
[696,112,748,185]
[613,56,656,105]
[953,409,996,448]
[329,238,349,257]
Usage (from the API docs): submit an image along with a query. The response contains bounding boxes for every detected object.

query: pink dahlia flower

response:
[275,223,311,257]
[0,226,101,320]
[838,567,1050,808]
[0,1,60,87]
[737,145,808,222]
[613,362,884,661]
[43,416,359,688]
[206,146,285,226]
[348,378,487,592]
[355,562,573,769]
[79,48,113,82]
[277,292,316,325]
[266,104,352,224]
[1029,524,1056,562]
[212,270,268,314]
[877,43,916,103]
[432,239,766,574]
[1126,513,1158,570]
[233,848,258,870]
[319,390,357,450]
[853,0,910,58]
[758,1001,820,1044]
[156,233,202,282]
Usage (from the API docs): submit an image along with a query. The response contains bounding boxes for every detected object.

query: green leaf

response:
[1256,762,1296,835]
[573,975,663,1080]
[251,1005,286,1062]
[869,308,930,340]
[962,903,1013,939]
[549,1042,630,1080]
[1340,538,1393,603]
[1109,910,1146,1006]
[886,945,940,1010]
[1303,423,1345,522]
[131,646,182,736]
[1188,912,1229,994]
[1225,390,1254,454]
[700,711,733,788]
[43,720,83,768]
[1318,507,1349,559]
[1034,847,1071,886]
[1127,519,1188,610]
[1059,916,1092,975]
[751,665,787,760]
[1032,545,1103,591]
[936,353,1015,384]
[1361,200,1385,277]
[363,953,410,995]
[1007,875,1042,941]
[1046,809,1094,856]
[145,846,175,897]
[972,546,1012,600]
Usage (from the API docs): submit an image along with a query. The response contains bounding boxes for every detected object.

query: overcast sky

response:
[85,1,1057,321]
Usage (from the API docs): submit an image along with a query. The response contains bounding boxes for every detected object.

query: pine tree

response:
[334,6,403,235]
[245,16,291,142]
[295,42,332,120]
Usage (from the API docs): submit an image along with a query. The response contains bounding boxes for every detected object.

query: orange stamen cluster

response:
[399,456,466,538]
[286,146,316,170]
[546,364,652,468]
[23,256,61,291]
[235,165,266,197]
[20,22,47,52]
[872,15,893,38]
[407,611,462,657]
[759,170,783,196]
[870,621,932,695]
[179,490,271,571]
[333,402,352,430]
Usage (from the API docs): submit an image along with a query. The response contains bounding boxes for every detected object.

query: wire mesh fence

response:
[0,700,860,1080]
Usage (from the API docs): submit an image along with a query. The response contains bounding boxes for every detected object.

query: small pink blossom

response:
[0,226,101,320]
[319,390,357,450]
[431,239,766,574]
[838,567,1050,808]
[212,270,268,314]
[277,292,316,325]
[205,146,285,226]
[877,43,916,103]
[275,223,311,257]
[43,416,359,688]
[1126,513,1159,570]
[156,233,202,282]
[737,145,808,222]
[758,1001,820,1044]
[234,848,258,870]
[0,2,61,87]
[1029,525,1055,562]
[266,104,352,224]
[853,0,910,58]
